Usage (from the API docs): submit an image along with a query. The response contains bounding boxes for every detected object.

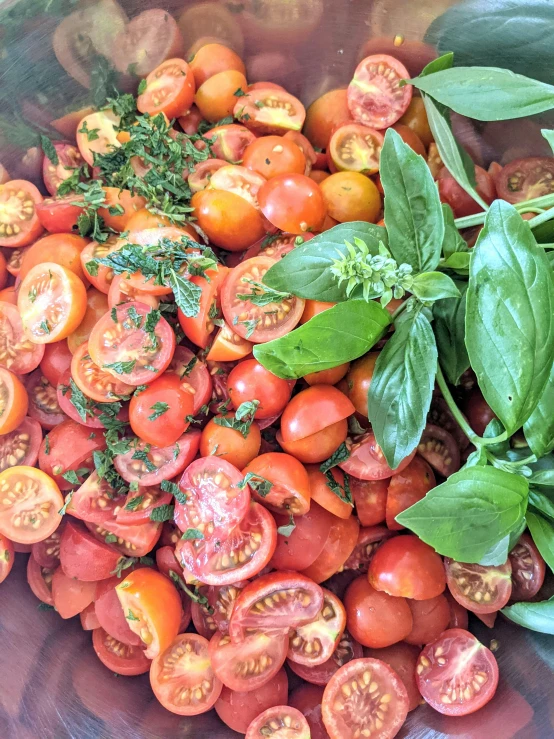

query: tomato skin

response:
[386,455,435,531]
[196,70,248,122]
[405,594,451,646]
[200,417,261,469]
[0,301,45,374]
[97,188,147,232]
[437,165,496,218]
[215,669,288,734]
[270,500,335,572]
[301,512,359,584]
[465,388,496,437]
[281,385,355,443]
[363,643,422,712]
[258,173,327,234]
[320,171,381,223]
[304,89,352,150]
[344,576,413,648]
[59,520,121,582]
[115,429,201,487]
[0,368,28,434]
[192,189,265,251]
[0,286,17,304]
[168,346,213,414]
[345,352,378,416]
[227,359,291,419]
[0,532,14,583]
[0,180,44,248]
[392,123,426,157]
[340,432,416,480]
[206,124,256,163]
[92,627,151,676]
[129,374,194,448]
[350,477,388,527]
[243,135,307,179]
[416,628,499,716]
[278,418,348,464]
[509,532,546,601]
[444,558,512,614]
[206,322,253,362]
[304,363,350,386]
[19,233,89,284]
[189,43,245,88]
[52,567,96,619]
[306,465,353,519]
[137,58,196,119]
[178,266,229,349]
[80,602,101,631]
[242,452,311,515]
[38,419,106,491]
[342,525,394,574]
[368,535,446,601]
[40,340,73,386]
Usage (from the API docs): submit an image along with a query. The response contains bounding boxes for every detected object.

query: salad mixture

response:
[2,8,554,739]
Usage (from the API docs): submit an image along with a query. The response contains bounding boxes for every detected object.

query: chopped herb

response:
[38,603,55,612]
[78,120,100,141]
[277,513,296,537]
[149,504,175,522]
[129,481,139,492]
[58,491,74,516]
[169,570,212,609]
[126,609,139,621]
[148,402,169,421]
[181,356,197,377]
[260,233,281,249]
[320,443,350,474]
[161,480,181,496]
[104,360,137,375]
[124,495,144,511]
[238,472,273,498]
[111,557,137,577]
[44,435,50,455]
[214,400,260,438]
[232,315,260,338]
[254,100,265,108]
[105,534,118,544]
[40,135,59,165]
[39,319,51,335]
[138,78,147,95]
[234,88,247,97]
[27,285,37,303]
[181,528,204,540]
[131,446,157,472]
[61,470,81,486]
[324,469,353,505]
[237,279,292,307]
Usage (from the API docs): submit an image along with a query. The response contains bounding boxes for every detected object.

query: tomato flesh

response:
[347,54,413,130]
[444,558,512,614]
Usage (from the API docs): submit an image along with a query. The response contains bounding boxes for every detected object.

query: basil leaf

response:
[542,129,554,154]
[478,519,526,567]
[253,300,390,380]
[367,308,437,469]
[396,465,529,563]
[441,204,468,259]
[421,52,455,76]
[433,281,470,386]
[529,489,554,521]
[263,222,388,302]
[502,597,554,634]
[524,365,554,458]
[441,253,471,273]
[411,272,460,302]
[465,201,554,435]
[526,510,554,571]
[412,66,554,121]
[380,128,444,273]
[529,465,554,488]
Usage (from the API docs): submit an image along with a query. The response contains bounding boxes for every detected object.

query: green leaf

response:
[502,597,554,634]
[182,528,204,541]
[40,135,59,165]
[465,201,554,435]
[149,504,174,523]
[380,128,444,273]
[367,308,437,469]
[277,513,296,537]
[441,252,471,273]
[529,488,554,521]
[148,402,169,421]
[320,442,350,474]
[396,465,529,562]
[526,511,554,572]
[253,300,390,380]
[524,365,554,458]
[433,281,470,386]
[421,52,455,76]
[411,272,460,302]
[441,204,468,259]
[168,270,202,318]
[478,519,526,567]
[412,66,554,121]
[542,129,554,154]
[263,222,388,302]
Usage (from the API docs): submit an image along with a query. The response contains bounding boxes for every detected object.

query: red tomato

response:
[27,556,55,603]
[465,388,497,437]
[243,136,307,180]
[289,684,327,739]
[350,477,388,526]
[38,419,106,491]
[70,342,134,402]
[363,643,422,712]
[59,521,121,581]
[76,110,121,166]
[287,587,346,667]
[234,87,305,135]
[31,519,65,568]
[242,452,311,515]
[304,363,350,387]
[150,632,222,715]
[392,122,426,156]
[405,593,451,646]
[322,657,409,739]
[278,423,350,467]
[306,465,353,519]
[0,299,45,374]
[137,58,196,119]
[330,123,383,175]
[300,512,359,584]
[52,567,96,619]
[0,180,44,247]
[3,247,20,279]
[192,189,266,251]
[86,517,161,558]
[88,302,175,386]
[270,500,336,572]
[97,188,147,233]
[344,351,378,416]
[80,602,101,631]
[35,193,84,233]
[215,669,288,734]
[26,370,66,430]
[40,340,73,387]
[0,417,42,473]
[258,174,327,234]
[386,455,435,530]
[344,576,413,648]
[92,627,151,676]
[445,590,469,630]
[245,706,310,739]
[0,286,17,304]
[189,42,245,87]
[437,165,496,218]
[0,368,28,434]
[342,525,394,574]
[0,532,14,583]
[129,374,194,447]
[243,232,313,263]
[509,532,546,601]
[495,157,554,203]
[281,385,354,443]
[200,416,261,469]
[417,424,460,477]
[288,629,363,687]
[209,630,288,692]
[67,471,126,525]
[369,535,446,601]
[206,124,256,163]
[116,485,173,526]
[0,466,63,545]
[444,558,512,614]
[188,158,227,193]
[175,456,249,540]
[177,265,229,348]
[416,629,499,716]
[221,256,305,342]
[347,54,412,129]
[79,237,121,293]
[284,131,318,175]
[205,322,253,362]
[167,346,213,414]
[339,431,416,480]
[177,501,276,586]
[95,575,142,646]
[42,143,83,196]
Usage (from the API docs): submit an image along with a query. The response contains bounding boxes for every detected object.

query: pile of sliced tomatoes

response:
[0,34,549,739]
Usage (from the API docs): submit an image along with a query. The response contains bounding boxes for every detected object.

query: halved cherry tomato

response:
[344,576,412,648]
[200,416,261,469]
[259,174,327,234]
[320,171,381,223]
[58,369,126,429]
[363,643,422,712]
[495,156,554,203]
[284,131,317,175]
[347,54,412,129]
[116,568,182,659]
[416,628,499,716]
[27,556,55,604]
[242,452,311,515]
[300,510,359,584]
[392,122,426,157]
[177,501,276,585]
[67,289,110,354]
[3,249,18,278]
[386,455,435,530]
[92,627,151,676]
[330,123,383,175]
[129,373,194,447]
[67,471,126,525]
[30,519,62,567]
[509,532,546,601]
[0,368,28,434]
[350,477,388,527]
[209,630,288,692]
[80,602,101,631]
[369,535,446,600]
[288,629,363,687]
[0,465,63,545]
[221,256,305,341]
[188,159,227,193]
[97,188,147,232]
[209,164,266,210]
[342,525,394,574]
[246,706,310,739]
[76,110,121,166]
[192,189,266,251]
[40,339,73,386]
[116,485,172,526]
[205,124,256,163]
[437,165,496,218]
[0,417,42,473]
[114,429,201,486]
[167,346,213,414]
[322,657,409,739]
[281,385,354,443]
[205,581,248,635]
[304,89,352,150]
[234,88,306,135]
[206,322,253,362]
[150,632,222,715]
[243,232,314,263]
[189,42,246,88]
[345,351,378,416]
[306,465,352,519]
[243,136,306,180]
[177,265,229,348]
[86,517,161,558]
[175,456,250,540]
[465,388,497,437]
[288,588,346,667]
[405,593,451,646]
[107,274,160,312]
[42,143,83,196]
[18,263,87,344]
[444,558,512,614]
[0,180,44,247]
[339,431,416,480]
[0,532,14,583]
[417,423,460,477]
[191,592,218,640]
[52,567,96,619]
[38,418,106,490]
[227,359,292,418]
[35,193,83,234]
[88,302,175,386]
[215,669,289,734]
[26,370,66,430]
[270,500,336,572]
[196,70,248,122]
[80,237,121,293]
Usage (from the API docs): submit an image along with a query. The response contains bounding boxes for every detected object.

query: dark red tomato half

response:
[92,627,151,676]
[85,517,161,558]
[59,521,121,581]
[437,165,496,218]
[31,519,65,568]
[27,556,55,604]
[509,532,546,601]
[95,574,143,647]
[26,370,67,430]
[209,630,288,693]
[495,157,554,203]
[270,500,336,572]
[0,416,42,473]
[417,424,460,477]
[340,432,416,480]
[349,476,388,527]
[38,419,106,490]
[67,471,127,525]
[245,706,310,739]
[167,346,213,414]
[52,567,96,619]
[114,429,201,486]
[416,629,499,716]
[342,525,394,574]
[363,643,422,712]
[116,485,172,526]
[444,558,512,614]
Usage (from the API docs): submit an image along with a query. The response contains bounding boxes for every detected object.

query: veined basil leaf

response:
[396,465,529,562]
[433,281,470,386]
[367,308,437,469]
[411,272,460,302]
[253,300,390,380]
[530,467,554,488]
[381,128,444,273]
[441,204,468,259]
[421,52,455,76]
[524,365,554,458]
[502,597,554,634]
[526,510,554,571]
[263,222,387,302]
[478,518,526,567]
[412,66,554,121]
[441,253,471,273]
[529,488,554,520]
[542,129,554,154]
[466,201,554,434]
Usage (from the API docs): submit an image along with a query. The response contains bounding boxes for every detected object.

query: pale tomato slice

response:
[76,110,121,166]
[0,300,45,374]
